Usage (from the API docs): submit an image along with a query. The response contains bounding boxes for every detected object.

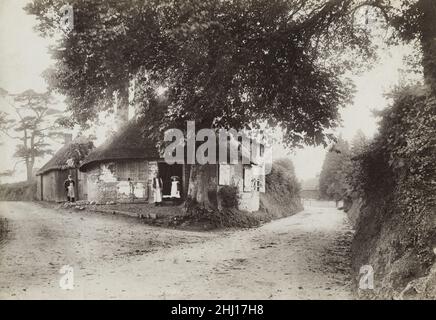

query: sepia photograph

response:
[0,0,435,304]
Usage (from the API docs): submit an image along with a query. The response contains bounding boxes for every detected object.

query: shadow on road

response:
[0,217,9,247]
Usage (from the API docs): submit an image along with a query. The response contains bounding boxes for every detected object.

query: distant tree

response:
[342,130,370,197]
[319,137,351,201]
[350,129,369,155]
[0,89,63,182]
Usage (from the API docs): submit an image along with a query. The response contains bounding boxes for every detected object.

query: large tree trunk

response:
[186,164,219,210]
[25,159,33,182]
[419,0,436,94]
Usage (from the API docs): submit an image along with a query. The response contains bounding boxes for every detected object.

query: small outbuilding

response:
[36,136,94,202]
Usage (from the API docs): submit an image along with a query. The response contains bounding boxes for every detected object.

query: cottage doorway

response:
[157,163,184,198]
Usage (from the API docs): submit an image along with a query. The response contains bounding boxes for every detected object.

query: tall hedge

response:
[349,85,436,299]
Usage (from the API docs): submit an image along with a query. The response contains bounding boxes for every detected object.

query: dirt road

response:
[0,201,354,299]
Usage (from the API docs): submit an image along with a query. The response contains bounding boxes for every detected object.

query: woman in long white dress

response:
[170,176,181,199]
[152,175,163,206]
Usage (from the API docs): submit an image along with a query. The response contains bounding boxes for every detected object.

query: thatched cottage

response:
[79,118,190,203]
[36,135,94,202]
[79,117,266,212]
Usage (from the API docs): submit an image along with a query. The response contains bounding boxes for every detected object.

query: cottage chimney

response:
[64,133,73,144]
[115,82,129,130]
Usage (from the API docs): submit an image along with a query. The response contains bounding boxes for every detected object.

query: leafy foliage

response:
[348,85,436,297]
[218,185,240,208]
[390,0,436,94]
[318,131,370,202]
[266,158,301,197]
[350,85,436,206]
[26,0,390,147]
[260,158,303,218]
[24,1,436,145]
[319,137,351,200]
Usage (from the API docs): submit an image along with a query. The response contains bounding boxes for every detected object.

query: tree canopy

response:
[25,0,436,148]
[318,136,350,200]
[26,0,385,147]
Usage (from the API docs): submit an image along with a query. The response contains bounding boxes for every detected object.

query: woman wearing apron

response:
[64,175,75,202]
[170,176,181,200]
[152,175,163,206]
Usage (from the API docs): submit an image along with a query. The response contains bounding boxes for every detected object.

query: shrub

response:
[319,137,351,200]
[218,185,240,208]
[0,181,37,201]
[260,159,303,218]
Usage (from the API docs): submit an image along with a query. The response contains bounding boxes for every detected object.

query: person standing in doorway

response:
[64,175,76,202]
[128,177,135,201]
[152,174,163,206]
[170,176,181,201]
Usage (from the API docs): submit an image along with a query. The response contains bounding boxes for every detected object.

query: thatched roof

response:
[80,118,160,171]
[37,136,94,175]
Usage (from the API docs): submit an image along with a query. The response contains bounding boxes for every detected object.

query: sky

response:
[0,0,419,183]
[288,43,415,181]
[0,0,56,182]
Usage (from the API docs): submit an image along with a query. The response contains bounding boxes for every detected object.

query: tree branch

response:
[351,0,392,23]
